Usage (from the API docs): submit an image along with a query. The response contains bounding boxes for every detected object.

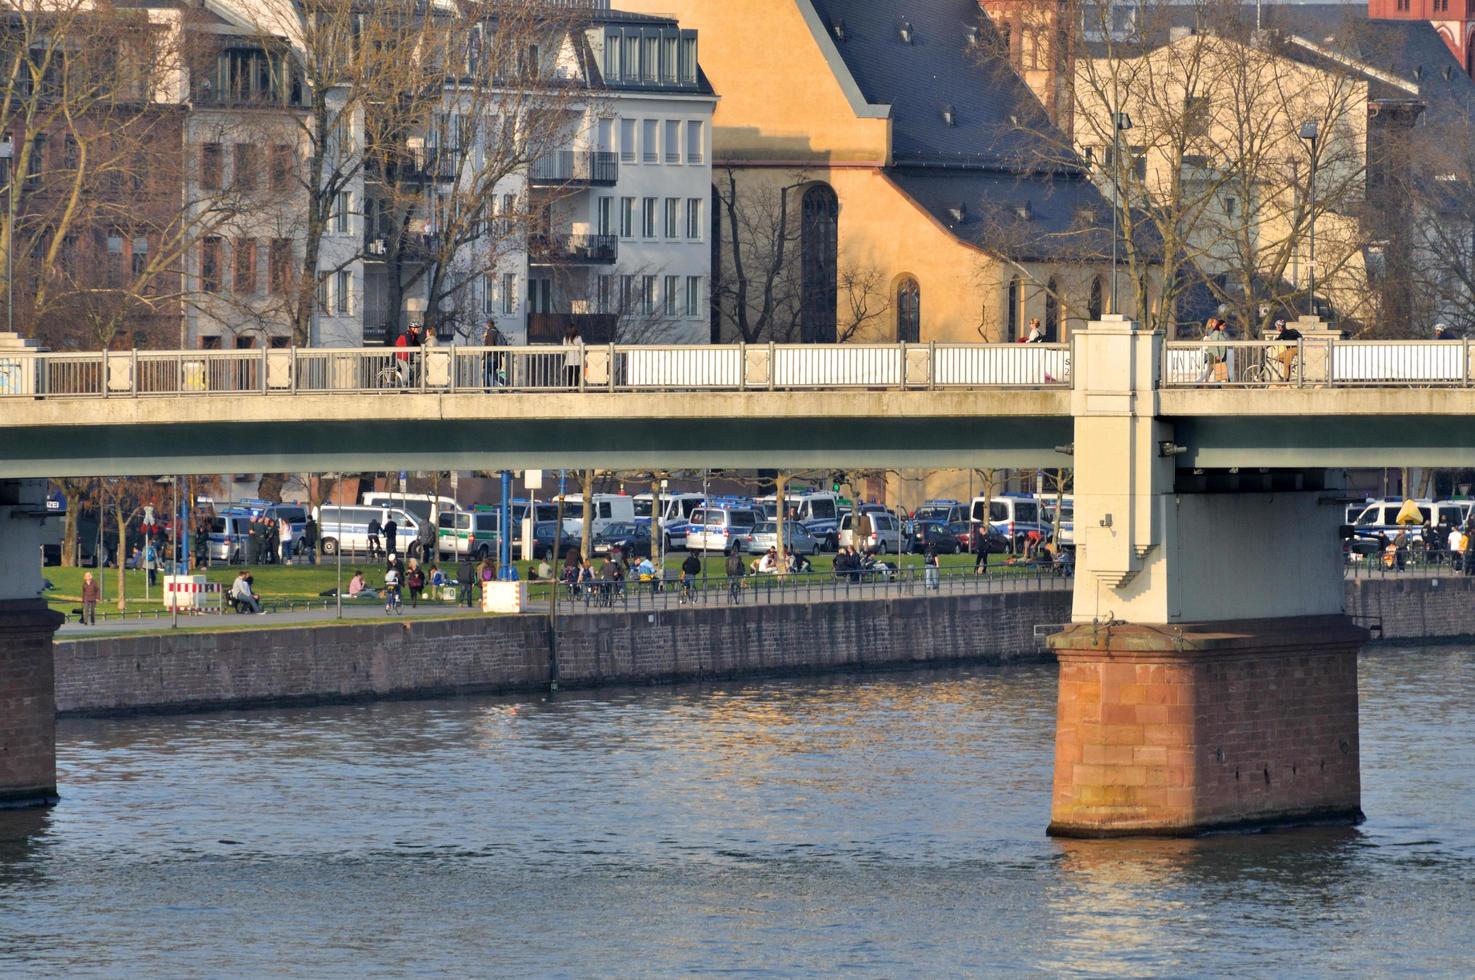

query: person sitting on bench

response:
[231,570,263,614]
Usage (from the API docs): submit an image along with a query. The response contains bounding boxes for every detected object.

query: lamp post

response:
[1110,111,1133,315]
[1,132,13,335]
[1299,120,1320,317]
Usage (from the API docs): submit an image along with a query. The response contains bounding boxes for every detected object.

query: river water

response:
[1,647,1472,977]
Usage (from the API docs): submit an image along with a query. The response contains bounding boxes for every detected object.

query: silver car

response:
[745,521,820,556]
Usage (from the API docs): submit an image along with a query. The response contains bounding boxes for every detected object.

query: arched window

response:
[896,277,921,342]
[1007,276,1021,339]
[1045,276,1060,341]
[800,184,838,343]
[1088,276,1103,321]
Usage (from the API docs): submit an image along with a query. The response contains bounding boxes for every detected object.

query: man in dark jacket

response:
[725,549,745,603]
[384,517,398,558]
[301,517,318,565]
[367,517,383,559]
[457,555,476,607]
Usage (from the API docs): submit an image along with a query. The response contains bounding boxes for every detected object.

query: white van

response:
[1351,498,1468,543]
[685,507,763,554]
[634,492,708,548]
[755,491,843,547]
[558,494,636,537]
[970,493,1049,552]
[316,505,423,557]
[838,511,901,553]
[361,493,459,526]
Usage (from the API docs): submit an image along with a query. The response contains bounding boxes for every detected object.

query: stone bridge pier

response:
[1049,317,1364,836]
[0,478,63,808]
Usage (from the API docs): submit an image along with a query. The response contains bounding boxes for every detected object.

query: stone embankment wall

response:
[1345,576,1475,642]
[54,590,1070,717]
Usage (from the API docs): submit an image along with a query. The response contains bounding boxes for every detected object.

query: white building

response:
[466,5,717,346]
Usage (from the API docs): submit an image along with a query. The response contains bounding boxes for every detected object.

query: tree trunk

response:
[581,468,594,561]
[114,501,128,610]
[60,489,81,568]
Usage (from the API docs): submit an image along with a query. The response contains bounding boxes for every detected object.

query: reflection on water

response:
[1,650,1472,976]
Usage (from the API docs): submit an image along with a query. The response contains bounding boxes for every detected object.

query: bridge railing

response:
[0,342,1073,398]
[1162,338,1475,387]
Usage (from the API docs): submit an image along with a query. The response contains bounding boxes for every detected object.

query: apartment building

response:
[452,6,717,345]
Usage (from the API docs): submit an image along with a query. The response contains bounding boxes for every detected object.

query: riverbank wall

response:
[49,577,1470,717]
[54,590,1069,717]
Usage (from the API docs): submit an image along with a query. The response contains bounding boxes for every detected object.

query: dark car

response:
[531,520,578,561]
[907,519,962,554]
[592,522,652,558]
[953,521,1008,554]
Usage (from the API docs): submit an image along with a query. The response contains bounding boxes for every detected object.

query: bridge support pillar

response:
[1056,317,1364,836]
[0,479,63,809]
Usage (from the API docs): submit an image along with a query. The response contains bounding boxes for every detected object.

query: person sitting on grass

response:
[348,571,366,597]
[231,570,263,614]
[428,562,448,588]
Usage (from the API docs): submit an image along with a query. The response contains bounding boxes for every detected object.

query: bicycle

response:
[384,585,402,614]
[1242,346,1297,385]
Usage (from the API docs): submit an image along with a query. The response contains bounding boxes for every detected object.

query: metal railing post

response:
[130,348,138,396]
[768,342,776,391]
[290,346,297,394]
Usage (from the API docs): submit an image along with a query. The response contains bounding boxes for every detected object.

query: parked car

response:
[1039,495,1075,549]
[953,522,1009,555]
[746,521,821,556]
[592,522,652,558]
[264,503,309,557]
[907,519,962,554]
[970,493,1051,554]
[838,511,902,553]
[531,520,579,561]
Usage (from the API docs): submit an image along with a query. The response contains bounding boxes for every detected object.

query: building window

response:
[686,198,703,239]
[664,275,679,315]
[105,233,124,287]
[642,197,657,238]
[664,198,679,238]
[622,35,638,80]
[270,144,293,191]
[482,274,495,315]
[664,120,681,163]
[620,197,635,239]
[333,192,351,234]
[800,183,839,343]
[336,270,351,314]
[896,277,921,343]
[597,118,614,153]
[233,238,256,294]
[1007,276,1021,339]
[686,121,704,164]
[680,37,698,83]
[131,236,149,277]
[643,37,658,81]
[641,274,656,315]
[642,119,658,163]
[619,118,636,163]
[686,275,701,317]
[234,143,258,190]
[316,276,329,312]
[663,36,678,83]
[269,238,292,295]
[604,34,619,79]
[1088,275,1103,320]
[620,274,634,313]
[1045,276,1060,342]
[200,237,222,292]
[597,274,612,313]
[201,143,222,190]
[502,272,515,314]
[598,196,614,236]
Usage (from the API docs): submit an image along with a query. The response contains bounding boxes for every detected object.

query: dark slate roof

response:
[808,0,1121,260]
[808,0,1055,166]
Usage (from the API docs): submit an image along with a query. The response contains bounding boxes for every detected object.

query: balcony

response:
[529,150,619,188]
[527,312,619,344]
[528,233,617,266]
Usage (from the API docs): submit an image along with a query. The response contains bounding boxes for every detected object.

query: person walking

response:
[1025,317,1045,343]
[973,526,990,575]
[1204,318,1229,383]
[924,543,940,591]
[562,326,582,388]
[680,551,701,604]
[144,540,159,588]
[279,517,293,564]
[405,562,425,609]
[81,571,100,625]
[367,516,383,559]
[725,548,745,603]
[193,520,210,570]
[457,555,477,608]
[384,516,398,558]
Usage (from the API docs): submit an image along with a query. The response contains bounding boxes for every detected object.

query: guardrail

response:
[1163,338,1475,387]
[0,342,1073,398]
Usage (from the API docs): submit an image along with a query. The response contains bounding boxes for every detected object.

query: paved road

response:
[56,573,1072,639]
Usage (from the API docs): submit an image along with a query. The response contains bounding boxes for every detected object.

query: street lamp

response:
[1299,119,1320,317]
[1110,111,1133,315]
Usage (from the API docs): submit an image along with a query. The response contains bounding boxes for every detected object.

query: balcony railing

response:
[528,233,617,265]
[529,150,619,187]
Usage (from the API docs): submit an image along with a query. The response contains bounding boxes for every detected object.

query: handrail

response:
[0,342,1073,399]
[1162,338,1474,388]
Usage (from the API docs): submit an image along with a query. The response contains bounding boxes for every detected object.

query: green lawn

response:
[44,548,1029,617]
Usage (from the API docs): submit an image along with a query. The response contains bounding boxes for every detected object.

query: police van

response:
[634,492,707,549]
[685,506,763,554]
[754,491,843,550]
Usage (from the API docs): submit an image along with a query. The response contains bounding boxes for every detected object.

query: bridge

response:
[0,316,1465,836]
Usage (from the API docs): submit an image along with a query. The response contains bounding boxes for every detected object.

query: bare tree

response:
[712,167,806,342]
[837,262,891,342]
